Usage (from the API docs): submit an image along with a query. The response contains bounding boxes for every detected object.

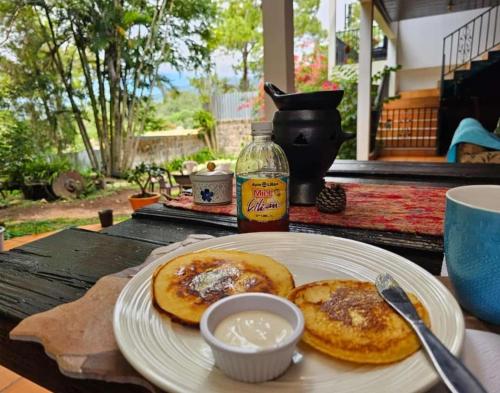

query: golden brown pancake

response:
[288,280,430,364]
[152,250,295,326]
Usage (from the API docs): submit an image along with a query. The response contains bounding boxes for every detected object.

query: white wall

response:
[397,8,488,90]
[397,67,441,90]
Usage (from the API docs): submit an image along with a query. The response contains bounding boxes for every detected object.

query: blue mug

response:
[444,185,500,324]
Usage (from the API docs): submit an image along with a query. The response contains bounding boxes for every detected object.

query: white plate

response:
[113,233,464,393]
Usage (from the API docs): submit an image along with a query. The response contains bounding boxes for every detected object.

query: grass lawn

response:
[4,215,129,240]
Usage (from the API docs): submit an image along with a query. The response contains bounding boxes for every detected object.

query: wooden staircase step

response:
[378,148,438,157]
[377,135,437,141]
[379,125,438,132]
[480,44,500,60]
[398,88,440,99]
[384,96,440,109]
[378,89,440,154]
[377,129,437,139]
[380,112,438,122]
[380,115,438,124]
[444,46,500,86]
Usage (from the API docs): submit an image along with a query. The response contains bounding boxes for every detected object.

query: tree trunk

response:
[95,53,111,175]
[240,43,250,91]
[33,63,62,153]
[72,22,108,174]
[37,4,99,170]
[107,47,120,176]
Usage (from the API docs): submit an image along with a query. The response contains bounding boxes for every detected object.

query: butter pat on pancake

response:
[152,250,295,326]
[288,280,430,364]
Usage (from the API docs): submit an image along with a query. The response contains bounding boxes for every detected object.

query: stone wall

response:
[70,125,248,170]
[216,119,252,156]
[134,129,205,165]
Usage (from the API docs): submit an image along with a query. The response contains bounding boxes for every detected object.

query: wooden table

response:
[1,160,499,392]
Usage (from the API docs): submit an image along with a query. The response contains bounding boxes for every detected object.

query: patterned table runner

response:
[165,183,449,236]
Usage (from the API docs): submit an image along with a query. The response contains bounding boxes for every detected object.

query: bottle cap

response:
[251,121,273,136]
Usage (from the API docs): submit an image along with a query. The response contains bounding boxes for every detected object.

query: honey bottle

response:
[236,122,290,232]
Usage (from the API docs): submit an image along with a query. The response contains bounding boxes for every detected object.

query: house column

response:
[356,0,373,160]
[262,0,294,121]
[387,22,399,96]
[327,0,337,79]
[373,6,397,96]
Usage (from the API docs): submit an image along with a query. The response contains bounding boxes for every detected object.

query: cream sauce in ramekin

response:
[214,310,293,350]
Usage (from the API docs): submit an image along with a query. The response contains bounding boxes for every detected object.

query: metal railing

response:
[336,25,387,65]
[370,70,390,153]
[441,3,500,79]
[376,107,439,148]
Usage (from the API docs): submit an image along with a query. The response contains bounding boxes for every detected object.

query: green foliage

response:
[193,109,217,152]
[193,110,216,133]
[165,158,184,173]
[0,5,77,154]
[332,67,358,159]
[3,216,129,240]
[0,0,217,174]
[142,109,170,133]
[213,0,262,91]
[294,0,327,44]
[0,117,36,186]
[165,110,197,129]
[126,162,165,197]
[21,157,72,184]
[142,90,204,130]
[190,74,236,105]
[190,147,219,163]
[164,147,233,172]
[0,110,74,187]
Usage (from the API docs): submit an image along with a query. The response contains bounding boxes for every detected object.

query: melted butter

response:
[188,265,240,300]
[214,310,293,350]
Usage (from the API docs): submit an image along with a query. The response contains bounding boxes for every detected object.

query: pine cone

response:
[316,184,346,213]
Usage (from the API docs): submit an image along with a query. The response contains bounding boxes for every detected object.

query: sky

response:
[162,0,354,91]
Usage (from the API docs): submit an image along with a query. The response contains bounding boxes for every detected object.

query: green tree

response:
[2,0,216,176]
[211,0,326,92]
[0,5,76,155]
[213,0,262,91]
[294,0,327,46]
[190,73,236,107]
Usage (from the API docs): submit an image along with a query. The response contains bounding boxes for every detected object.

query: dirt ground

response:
[1,188,137,222]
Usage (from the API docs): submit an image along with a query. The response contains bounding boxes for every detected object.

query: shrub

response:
[193,110,217,152]
[22,157,72,184]
[126,162,165,198]
[0,118,35,187]
[164,148,234,173]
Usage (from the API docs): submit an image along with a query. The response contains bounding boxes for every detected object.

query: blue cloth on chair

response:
[447,118,500,162]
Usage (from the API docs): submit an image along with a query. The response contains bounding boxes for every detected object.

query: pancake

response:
[288,280,430,364]
[152,249,295,326]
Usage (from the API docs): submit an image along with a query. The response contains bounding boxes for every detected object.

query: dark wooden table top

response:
[1,160,500,392]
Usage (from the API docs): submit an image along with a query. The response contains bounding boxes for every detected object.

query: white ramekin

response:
[200,293,304,383]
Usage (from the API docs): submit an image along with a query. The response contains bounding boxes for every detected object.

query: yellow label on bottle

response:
[237,177,288,222]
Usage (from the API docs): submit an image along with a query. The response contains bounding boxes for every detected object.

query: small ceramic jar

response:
[190,162,233,205]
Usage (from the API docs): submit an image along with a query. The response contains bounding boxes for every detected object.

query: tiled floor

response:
[0,371,50,393]
[1,224,102,393]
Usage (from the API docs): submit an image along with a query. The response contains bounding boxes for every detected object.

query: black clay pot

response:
[273,109,354,205]
[264,82,344,111]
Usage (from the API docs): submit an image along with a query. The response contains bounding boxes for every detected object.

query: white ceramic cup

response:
[182,160,198,175]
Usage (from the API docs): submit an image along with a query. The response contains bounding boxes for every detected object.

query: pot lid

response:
[190,162,233,180]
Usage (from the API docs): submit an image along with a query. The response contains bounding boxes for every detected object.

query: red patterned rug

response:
[164,183,448,236]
